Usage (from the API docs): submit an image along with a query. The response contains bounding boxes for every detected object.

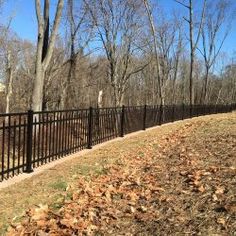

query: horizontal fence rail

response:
[0,104,235,181]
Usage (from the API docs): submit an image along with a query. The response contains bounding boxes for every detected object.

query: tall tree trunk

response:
[189,0,194,106]
[5,51,13,115]
[172,58,180,104]
[60,56,76,109]
[60,0,77,109]
[202,66,209,104]
[32,0,64,111]
[32,26,44,111]
[189,52,194,106]
[143,0,163,106]
[176,0,206,106]
[231,76,236,103]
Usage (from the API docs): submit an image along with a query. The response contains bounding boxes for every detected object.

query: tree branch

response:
[43,0,64,69]
[174,0,190,9]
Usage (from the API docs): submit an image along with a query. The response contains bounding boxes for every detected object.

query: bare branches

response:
[0,0,235,110]
[143,0,163,105]
[35,0,44,32]
[32,0,64,112]
[176,0,206,106]
[197,0,231,103]
[193,0,206,51]
[174,0,190,9]
[84,0,146,106]
[43,0,64,69]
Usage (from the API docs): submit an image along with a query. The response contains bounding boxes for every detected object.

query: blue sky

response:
[158,0,236,59]
[2,0,37,40]
[1,0,236,62]
[1,0,58,41]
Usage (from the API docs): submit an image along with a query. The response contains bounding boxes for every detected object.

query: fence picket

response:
[0,104,235,181]
[25,110,33,173]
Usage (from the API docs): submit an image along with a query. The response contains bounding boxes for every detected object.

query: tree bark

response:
[60,0,76,109]
[98,90,103,108]
[189,0,194,106]
[176,0,206,106]
[143,0,164,106]
[202,66,209,104]
[5,51,13,115]
[32,0,64,112]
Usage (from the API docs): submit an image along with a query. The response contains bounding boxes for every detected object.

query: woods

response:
[0,0,235,113]
[0,1,236,234]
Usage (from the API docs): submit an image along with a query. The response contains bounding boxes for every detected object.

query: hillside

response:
[1,112,236,235]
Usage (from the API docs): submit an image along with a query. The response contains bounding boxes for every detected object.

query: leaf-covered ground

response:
[2,112,236,235]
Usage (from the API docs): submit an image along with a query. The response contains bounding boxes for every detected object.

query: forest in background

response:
[0,0,236,113]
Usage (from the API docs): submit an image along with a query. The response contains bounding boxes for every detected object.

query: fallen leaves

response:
[224,202,236,214]
[217,217,226,227]
[215,186,225,195]
[7,117,236,235]
[197,185,205,193]
[31,204,49,221]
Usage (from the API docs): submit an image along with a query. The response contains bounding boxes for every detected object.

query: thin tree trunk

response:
[60,0,77,109]
[32,0,64,112]
[5,51,13,115]
[172,58,179,104]
[60,56,76,109]
[215,87,222,105]
[176,0,206,106]
[202,67,209,104]
[189,0,194,106]
[32,29,44,111]
[98,90,103,108]
[143,0,164,106]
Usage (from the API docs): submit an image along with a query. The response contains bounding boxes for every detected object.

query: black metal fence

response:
[0,104,235,181]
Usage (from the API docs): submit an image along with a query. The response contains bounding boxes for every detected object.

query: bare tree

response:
[198,0,230,104]
[176,0,206,106]
[3,23,13,115]
[157,14,184,105]
[0,0,235,112]
[5,50,13,114]
[85,0,147,107]
[171,21,184,104]
[221,58,236,104]
[0,19,16,115]
[143,0,163,105]
[32,0,64,112]
[60,0,92,109]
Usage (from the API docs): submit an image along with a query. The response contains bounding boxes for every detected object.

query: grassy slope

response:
[1,112,235,235]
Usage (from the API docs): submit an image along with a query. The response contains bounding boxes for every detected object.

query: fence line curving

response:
[0,104,235,181]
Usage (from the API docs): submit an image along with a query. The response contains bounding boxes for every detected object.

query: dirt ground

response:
[1,112,235,235]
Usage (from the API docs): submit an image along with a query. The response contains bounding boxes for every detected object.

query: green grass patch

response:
[48,180,67,191]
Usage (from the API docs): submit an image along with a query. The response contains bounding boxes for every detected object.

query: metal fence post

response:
[190,104,193,118]
[25,109,33,173]
[172,105,175,122]
[120,105,125,137]
[182,103,184,120]
[87,107,93,149]
[143,105,147,130]
[159,105,163,125]
[196,105,198,117]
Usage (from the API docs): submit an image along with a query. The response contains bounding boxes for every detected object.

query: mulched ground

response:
[6,113,236,235]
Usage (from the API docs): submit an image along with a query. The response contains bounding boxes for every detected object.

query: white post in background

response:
[98,90,103,108]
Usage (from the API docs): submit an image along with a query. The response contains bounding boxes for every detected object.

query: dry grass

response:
[0,116,184,234]
[0,112,235,235]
